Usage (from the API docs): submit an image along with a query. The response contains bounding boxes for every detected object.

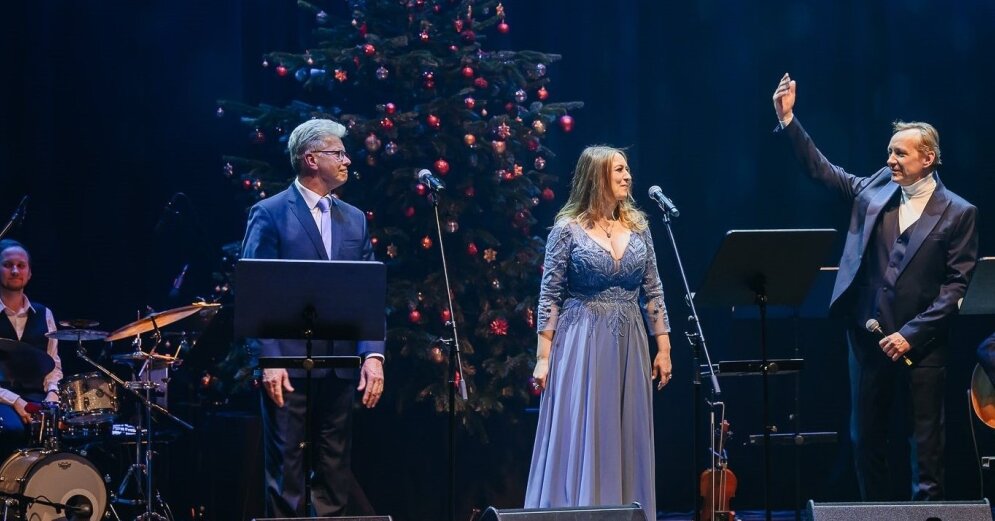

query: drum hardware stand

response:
[75,319,191,521]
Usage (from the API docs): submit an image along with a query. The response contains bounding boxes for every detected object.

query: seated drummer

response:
[0,240,62,439]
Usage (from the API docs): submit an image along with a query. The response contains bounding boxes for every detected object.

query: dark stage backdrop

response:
[2,1,994,519]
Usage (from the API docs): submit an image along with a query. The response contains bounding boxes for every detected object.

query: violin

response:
[699,419,737,521]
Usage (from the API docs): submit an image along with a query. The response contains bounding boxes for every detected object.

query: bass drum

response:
[0,449,106,521]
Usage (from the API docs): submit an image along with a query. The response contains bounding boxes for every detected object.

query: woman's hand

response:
[533,357,549,392]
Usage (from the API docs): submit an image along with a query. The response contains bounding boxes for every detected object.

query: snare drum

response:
[0,449,107,520]
[59,373,118,425]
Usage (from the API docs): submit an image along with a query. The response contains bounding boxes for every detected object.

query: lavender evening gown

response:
[525,220,670,521]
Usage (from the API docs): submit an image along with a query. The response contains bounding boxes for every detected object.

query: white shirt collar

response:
[1,294,34,317]
[900,172,937,201]
[294,177,329,210]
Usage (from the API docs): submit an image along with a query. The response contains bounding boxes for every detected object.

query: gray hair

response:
[287,119,348,172]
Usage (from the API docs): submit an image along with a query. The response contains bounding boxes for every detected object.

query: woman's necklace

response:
[597,218,616,238]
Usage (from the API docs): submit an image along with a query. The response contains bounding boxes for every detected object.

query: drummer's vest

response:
[0,301,50,391]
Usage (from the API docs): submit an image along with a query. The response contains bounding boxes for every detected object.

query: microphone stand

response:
[655,206,721,521]
[0,196,28,240]
[427,189,468,521]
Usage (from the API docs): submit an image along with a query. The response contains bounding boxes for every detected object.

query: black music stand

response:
[234,259,386,517]
[961,257,995,316]
[695,229,836,521]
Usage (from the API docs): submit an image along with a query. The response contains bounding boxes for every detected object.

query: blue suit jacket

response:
[784,119,979,363]
[240,182,384,378]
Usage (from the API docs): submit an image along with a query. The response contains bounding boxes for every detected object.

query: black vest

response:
[856,193,920,332]
[0,300,51,391]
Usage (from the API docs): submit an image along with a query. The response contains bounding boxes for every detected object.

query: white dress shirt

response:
[0,295,62,405]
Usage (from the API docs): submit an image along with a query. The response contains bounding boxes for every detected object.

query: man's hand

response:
[773,72,796,124]
[357,357,384,408]
[879,332,912,362]
[12,398,31,424]
[262,368,294,408]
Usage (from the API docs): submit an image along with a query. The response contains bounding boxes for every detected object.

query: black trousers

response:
[847,327,945,501]
[261,375,357,517]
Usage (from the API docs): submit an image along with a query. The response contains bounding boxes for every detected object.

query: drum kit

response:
[0,303,219,521]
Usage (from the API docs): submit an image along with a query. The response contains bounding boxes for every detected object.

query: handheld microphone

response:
[169,263,190,298]
[647,186,679,217]
[864,319,913,366]
[417,169,446,191]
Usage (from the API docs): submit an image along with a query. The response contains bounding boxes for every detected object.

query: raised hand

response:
[773,72,797,122]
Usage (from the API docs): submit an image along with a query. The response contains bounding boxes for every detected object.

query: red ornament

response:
[434,158,450,175]
[408,309,422,324]
[489,317,509,336]
[461,30,476,43]
[464,186,476,198]
[385,102,397,115]
[453,19,464,32]
[491,140,507,154]
[440,309,452,322]
[275,65,289,77]
[559,114,575,132]
[357,22,368,37]
[363,43,376,56]
[429,346,445,364]
[542,187,555,201]
[420,31,430,43]
[403,206,416,218]
[365,210,375,221]
[426,114,441,129]
[537,86,549,100]
[421,236,434,249]
[242,179,252,190]
[514,210,530,226]
[464,96,476,109]
[497,21,509,34]
[461,66,475,78]
[380,117,394,130]
[504,102,516,114]
[527,137,541,152]
[466,242,479,256]
[415,183,428,196]
[463,134,477,146]
[473,77,489,89]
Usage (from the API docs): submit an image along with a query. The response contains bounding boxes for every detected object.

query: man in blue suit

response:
[773,74,979,500]
[241,119,385,516]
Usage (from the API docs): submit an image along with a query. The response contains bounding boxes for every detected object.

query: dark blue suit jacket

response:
[241,182,384,378]
[785,119,979,364]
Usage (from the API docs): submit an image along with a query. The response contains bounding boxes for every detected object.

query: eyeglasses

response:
[310,149,349,160]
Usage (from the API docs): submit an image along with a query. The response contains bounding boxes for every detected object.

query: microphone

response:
[417,169,446,191]
[11,196,28,224]
[169,263,190,298]
[864,319,913,366]
[154,193,183,234]
[647,186,679,217]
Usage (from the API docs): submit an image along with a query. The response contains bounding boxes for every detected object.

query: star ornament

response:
[483,248,497,262]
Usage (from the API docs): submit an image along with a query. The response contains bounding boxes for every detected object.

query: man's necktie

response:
[316,196,332,259]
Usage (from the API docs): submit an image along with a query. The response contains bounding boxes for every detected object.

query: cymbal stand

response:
[76,321,190,521]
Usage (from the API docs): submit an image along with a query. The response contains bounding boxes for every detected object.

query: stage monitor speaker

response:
[252,516,391,521]
[805,499,992,521]
[479,504,646,521]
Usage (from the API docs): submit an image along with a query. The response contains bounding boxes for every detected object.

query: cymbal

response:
[45,329,109,341]
[111,351,177,367]
[0,338,56,381]
[106,303,221,342]
[59,319,99,329]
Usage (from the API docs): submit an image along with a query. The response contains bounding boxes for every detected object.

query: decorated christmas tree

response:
[216,0,581,436]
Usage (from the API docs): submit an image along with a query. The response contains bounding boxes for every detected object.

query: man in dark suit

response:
[241,119,385,516]
[773,73,979,500]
